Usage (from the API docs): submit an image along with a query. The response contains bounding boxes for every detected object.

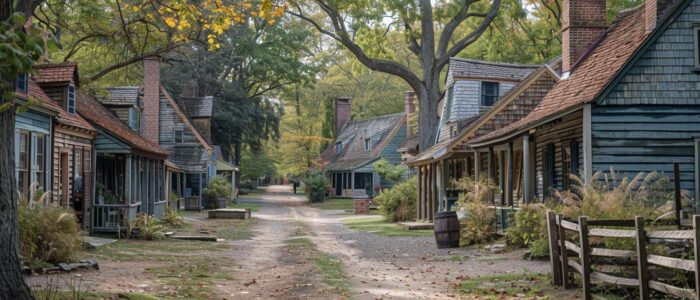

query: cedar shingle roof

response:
[34,62,79,86]
[471,6,649,144]
[449,58,539,81]
[19,79,63,113]
[96,86,141,106]
[77,92,168,156]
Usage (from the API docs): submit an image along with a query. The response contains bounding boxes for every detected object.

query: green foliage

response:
[373,159,406,183]
[454,176,501,245]
[203,176,233,208]
[374,177,416,222]
[18,201,83,264]
[239,144,277,181]
[160,208,184,227]
[133,213,166,240]
[302,173,330,202]
[506,204,549,256]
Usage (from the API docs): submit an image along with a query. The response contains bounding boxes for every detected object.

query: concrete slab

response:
[208,208,251,219]
[398,222,434,230]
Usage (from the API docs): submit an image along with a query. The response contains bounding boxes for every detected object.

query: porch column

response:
[507,142,514,207]
[474,151,481,181]
[436,162,443,212]
[417,166,422,220]
[125,155,132,204]
[583,104,593,183]
[498,151,505,205]
[488,147,494,204]
[523,134,533,204]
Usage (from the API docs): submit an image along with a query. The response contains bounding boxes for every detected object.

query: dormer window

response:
[335,142,343,154]
[66,85,76,114]
[16,73,28,93]
[694,25,700,69]
[364,138,371,151]
[481,81,499,106]
[128,107,140,131]
[174,129,184,143]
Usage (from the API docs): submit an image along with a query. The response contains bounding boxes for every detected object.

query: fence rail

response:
[93,202,140,232]
[547,210,700,300]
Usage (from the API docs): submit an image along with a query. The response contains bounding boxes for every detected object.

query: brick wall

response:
[354,198,372,214]
[335,97,351,135]
[562,0,606,72]
[142,56,161,144]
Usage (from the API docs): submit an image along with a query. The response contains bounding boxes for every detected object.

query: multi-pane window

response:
[128,107,140,131]
[335,142,342,154]
[17,132,30,198]
[174,129,184,143]
[16,73,28,93]
[34,134,46,191]
[74,148,83,194]
[364,138,371,151]
[481,81,500,106]
[67,85,76,114]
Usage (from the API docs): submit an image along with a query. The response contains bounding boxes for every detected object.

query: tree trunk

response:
[0,1,37,297]
[416,71,442,151]
[0,90,33,300]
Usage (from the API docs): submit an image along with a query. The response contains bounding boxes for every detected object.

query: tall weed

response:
[18,200,82,264]
[454,177,501,245]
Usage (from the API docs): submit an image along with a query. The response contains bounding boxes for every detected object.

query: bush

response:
[203,176,233,208]
[454,177,501,245]
[374,159,406,183]
[18,201,82,264]
[160,207,184,227]
[506,204,549,256]
[134,213,166,240]
[374,177,416,222]
[303,173,329,202]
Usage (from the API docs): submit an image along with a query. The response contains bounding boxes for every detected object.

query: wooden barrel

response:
[434,211,460,249]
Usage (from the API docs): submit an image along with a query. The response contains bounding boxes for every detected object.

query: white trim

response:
[582,104,593,183]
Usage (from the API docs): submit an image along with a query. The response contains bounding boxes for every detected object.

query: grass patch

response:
[227,201,261,212]
[87,239,228,261]
[315,253,350,295]
[213,218,258,240]
[341,216,433,237]
[147,258,233,299]
[448,255,465,262]
[311,198,354,210]
[456,273,549,298]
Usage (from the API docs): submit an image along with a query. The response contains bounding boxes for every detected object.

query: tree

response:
[1,1,46,298]
[289,0,501,150]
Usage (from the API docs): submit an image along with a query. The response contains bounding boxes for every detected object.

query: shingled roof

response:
[322,113,405,171]
[18,79,63,114]
[34,62,79,86]
[77,92,168,156]
[96,86,141,106]
[471,5,650,145]
[448,58,539,81]
[177,96,213,118]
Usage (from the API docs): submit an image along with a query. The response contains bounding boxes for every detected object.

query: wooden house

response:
[408,59,559,222]
[13,76,62,203]
[33,62,98,230]
[321,97,411,199]
[95,57,215,207]
[77,91,169,232]
[469,0,700,214]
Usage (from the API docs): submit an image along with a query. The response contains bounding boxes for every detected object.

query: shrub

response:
[454,177,500,245]
[203,176,233,208]
[374,177,416,222]
[160,207,184,227]
[18,201,82,264]
[506,204,549,256]
[303,173,329,202]
[134,213,166,240]
[374,159,406,183]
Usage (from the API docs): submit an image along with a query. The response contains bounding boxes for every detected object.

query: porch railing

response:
[92,202,140,232]
[184,196,201,211]
[352,189,369,199]
[154,200,166,218]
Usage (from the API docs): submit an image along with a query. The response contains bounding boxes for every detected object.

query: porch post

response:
[125,155,132,204]
[474,151,481,181]
[417,166,423,221]
[436,161,443,212]
[583,104,593,183]
[488,147,494,204]
[523,134,533,203]
[498,151,505,205]
[507,142,514,207]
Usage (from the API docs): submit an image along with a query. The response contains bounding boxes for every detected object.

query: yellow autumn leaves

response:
[124,0,287,50]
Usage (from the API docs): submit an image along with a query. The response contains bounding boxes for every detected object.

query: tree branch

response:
[86,45,174,83]
[437,0,478,58]
[437,0,500,70]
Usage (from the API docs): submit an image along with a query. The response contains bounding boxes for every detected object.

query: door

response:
[335,173,342,196]
[60,152,69,207]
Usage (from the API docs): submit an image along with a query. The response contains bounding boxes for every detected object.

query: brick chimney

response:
[404,91,416,135]
[646,0,676,33]
[562,0,607,73]
[335,97,351,136]
[142,56,161,144]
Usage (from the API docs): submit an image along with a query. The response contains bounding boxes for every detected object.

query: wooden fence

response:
[546,210,700,300]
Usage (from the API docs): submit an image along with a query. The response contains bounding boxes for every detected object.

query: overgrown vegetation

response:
[18,200,82,264]
[341,216,432,237]
[453,177,501,245]
[303,173,329,202]
[506,204,549,257]
[124,213,167,241]
[203,176,233,209]
[373,177,416,222]
[160,207,184,227]
[373,159,406,183]
[455,273,550,298]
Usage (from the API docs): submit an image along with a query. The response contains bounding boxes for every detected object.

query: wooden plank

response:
[560,219,580,232]
[565,240,580,254]
[547,211,562,286]
[588,228,636,238]
[590,247,636,258]
[649,280,696,299]
[636,216,650,300]
[568,260,583,274]
[590,271,639,287]
[694,215,700,300]
[559,215,571,289]
[579,216,592,300]
[647,255,695,272]
[646,230,694,240]
[674,163,682,229]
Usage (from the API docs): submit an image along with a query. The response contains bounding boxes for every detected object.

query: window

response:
[481,81,499,106]
[17,132,29,198]
[33,134,46,191]
[543,143,555,196]
[364,138,371,151]
[335,142,343,154]
[16,73,28,93]
[174,129,184,143]
[444,85,454,120]
[694,26,700,69]
[562,144,571,190]
[128,107,140,131]
[66,85,76,114]
[74,148,83,194]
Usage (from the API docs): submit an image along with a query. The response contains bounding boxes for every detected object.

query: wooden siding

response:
[533,111,583,201]
[111,107,130,124]
[94,129,130,152]
[16,110,51,133]
[602,1,700,106]
[158,96,209,173]
[591,105,700,193]
[379,125,406,165]
[42,85,67,109]
[51,129,93,230]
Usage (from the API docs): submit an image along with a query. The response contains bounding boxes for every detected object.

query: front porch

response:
[327,171,376,199]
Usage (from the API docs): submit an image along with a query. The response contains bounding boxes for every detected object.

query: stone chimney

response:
[646,0,676,33]
[404,91,416,135]
[335,97,351,136]
[142,56,161,145]
[562,0,607,73]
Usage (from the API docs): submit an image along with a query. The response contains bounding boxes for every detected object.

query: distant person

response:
[293,180,298,194]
